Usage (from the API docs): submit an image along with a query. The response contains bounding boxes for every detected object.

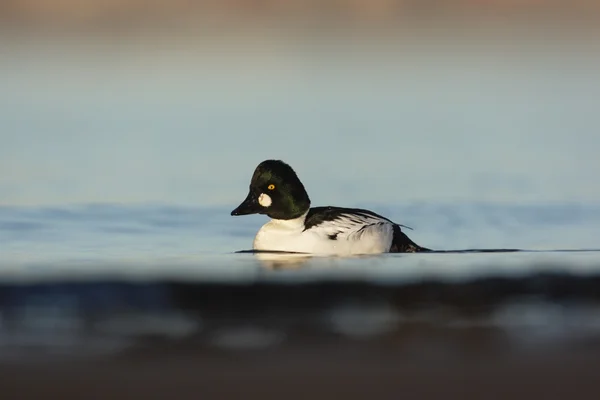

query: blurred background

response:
[1,2,600,398]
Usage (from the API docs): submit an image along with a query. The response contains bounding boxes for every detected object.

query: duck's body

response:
[231,160,429,255]
[254,207,425,255]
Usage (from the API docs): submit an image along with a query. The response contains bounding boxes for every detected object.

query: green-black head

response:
[231,160,311,220]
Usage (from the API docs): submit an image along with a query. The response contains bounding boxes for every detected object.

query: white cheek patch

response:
[258,193,272,208]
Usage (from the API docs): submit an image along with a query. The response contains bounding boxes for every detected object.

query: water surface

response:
[0,32,599,280]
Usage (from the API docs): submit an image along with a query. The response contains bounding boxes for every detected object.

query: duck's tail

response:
[389,224,432,253]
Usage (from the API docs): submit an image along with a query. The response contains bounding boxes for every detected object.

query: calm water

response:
[1,32,600,274]
[2,202,600,277]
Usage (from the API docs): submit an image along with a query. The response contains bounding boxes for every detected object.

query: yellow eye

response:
[267,184,275,190]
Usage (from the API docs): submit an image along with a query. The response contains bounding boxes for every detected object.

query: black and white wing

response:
[303,206,395,242]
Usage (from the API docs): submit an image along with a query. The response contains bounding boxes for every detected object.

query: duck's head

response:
[231,160,311,220]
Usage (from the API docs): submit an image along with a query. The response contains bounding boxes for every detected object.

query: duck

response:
[231,159,430,255]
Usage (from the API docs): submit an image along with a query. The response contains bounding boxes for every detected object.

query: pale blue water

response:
[1,32,600,277]
[2,202,600,280]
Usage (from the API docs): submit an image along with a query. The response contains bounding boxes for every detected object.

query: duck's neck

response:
[268,210,309,229]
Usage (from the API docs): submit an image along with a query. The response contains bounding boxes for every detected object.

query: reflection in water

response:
[238,250,314,270]
[249,248,526,271]
[241,249,388,270]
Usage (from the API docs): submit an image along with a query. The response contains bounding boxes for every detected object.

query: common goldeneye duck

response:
[231,159,430,255]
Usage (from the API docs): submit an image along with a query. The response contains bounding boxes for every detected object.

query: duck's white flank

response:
[252,211,394,255]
